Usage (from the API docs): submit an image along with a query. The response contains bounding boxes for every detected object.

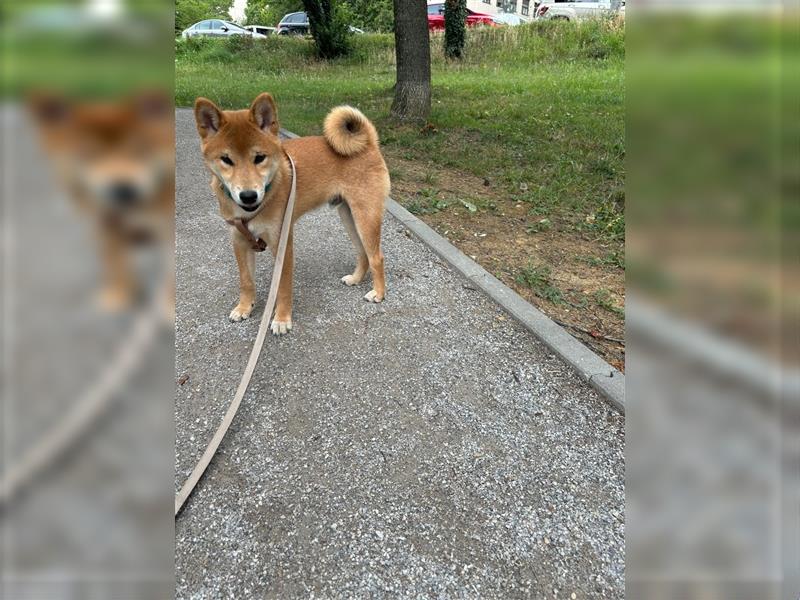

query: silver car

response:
[535,0,623,21]
[182,19,267,39]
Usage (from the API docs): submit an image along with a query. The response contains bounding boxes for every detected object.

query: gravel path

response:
[2,106,173,599]
[174,109,625,599]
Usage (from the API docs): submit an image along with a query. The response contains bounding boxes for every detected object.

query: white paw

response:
[270,319,293,335]
[229,303,253,322]
[363,290,384,303]
[341,274,361,286]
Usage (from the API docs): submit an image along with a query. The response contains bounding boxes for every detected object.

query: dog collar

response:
[227,218,267,252]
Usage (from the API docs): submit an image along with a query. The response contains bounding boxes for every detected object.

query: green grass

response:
[514,264,564,304]
[593,288,624,316]
[526,218,552,234]
[582,249,625,269]
[4,19,174,98]
[406,188,449,215]
[175,21,625,233]
[580,190,625,242]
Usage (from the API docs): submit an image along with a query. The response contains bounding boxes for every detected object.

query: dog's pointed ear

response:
[249,93,279,136]
[194,97,224,139]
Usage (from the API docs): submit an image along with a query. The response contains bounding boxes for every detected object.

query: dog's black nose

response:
[109,182,140,206]
[239,190,258,205]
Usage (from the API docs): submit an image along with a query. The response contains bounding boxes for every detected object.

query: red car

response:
[427,3,496,31]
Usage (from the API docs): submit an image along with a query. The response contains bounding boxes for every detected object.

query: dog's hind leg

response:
[337,202,369,286]
[348,197,386,303]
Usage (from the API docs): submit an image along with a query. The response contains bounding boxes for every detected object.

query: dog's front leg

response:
[160,221,176,323]
[269,229,294,335]
[229,233,256,322]
[95,226,135,312]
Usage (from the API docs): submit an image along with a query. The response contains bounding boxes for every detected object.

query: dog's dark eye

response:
[221,156,234,166]
[254,154,266,165]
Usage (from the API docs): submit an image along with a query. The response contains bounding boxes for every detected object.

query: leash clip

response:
[228,217,268,252]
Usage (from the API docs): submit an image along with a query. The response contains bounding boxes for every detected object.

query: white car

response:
[492,13,530,26]
[245,25,276,36]
[535,0,623,21]
[181,19,267,39]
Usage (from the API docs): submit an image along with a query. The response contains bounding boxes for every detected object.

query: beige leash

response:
[0,303,161,507]
[174,153,297,516]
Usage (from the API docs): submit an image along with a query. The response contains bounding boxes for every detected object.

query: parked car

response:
[276,11,309,35]
[182,19,267,39]
[276,12,365,35]
[427,3,496,31]
[535,0,623,21]
[491,13,530,26]
[245,25,276,36]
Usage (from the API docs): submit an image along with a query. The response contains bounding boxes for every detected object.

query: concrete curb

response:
[281,126,625,412]
[627,296,799,403]
[386,199,625,413]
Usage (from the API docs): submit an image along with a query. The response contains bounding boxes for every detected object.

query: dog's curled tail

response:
[323,106,378,156]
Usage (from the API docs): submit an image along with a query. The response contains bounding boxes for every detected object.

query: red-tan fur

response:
[28,92,175,316]
[193,93,390,334]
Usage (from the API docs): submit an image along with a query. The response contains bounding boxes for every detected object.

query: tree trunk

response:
[391,0,431,123]
[444,0,466,59]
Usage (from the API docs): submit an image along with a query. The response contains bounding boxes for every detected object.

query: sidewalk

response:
[174,109,624,599]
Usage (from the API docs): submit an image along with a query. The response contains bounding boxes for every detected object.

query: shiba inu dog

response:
[193,93,390,335]
[28,91,175,316]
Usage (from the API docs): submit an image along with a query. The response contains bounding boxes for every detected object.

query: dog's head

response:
[28,91,174,212]
[194,93,283,215]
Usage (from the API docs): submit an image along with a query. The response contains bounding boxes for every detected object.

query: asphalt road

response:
[174,109,625,599]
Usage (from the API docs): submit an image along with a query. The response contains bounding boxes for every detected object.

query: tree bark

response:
[391,0,431,123]
[444,0,466,59]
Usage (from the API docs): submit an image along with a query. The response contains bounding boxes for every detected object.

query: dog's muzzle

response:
[221,180,273,212]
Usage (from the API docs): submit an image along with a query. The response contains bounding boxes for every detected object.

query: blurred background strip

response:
[2,1,175,598]
[626,4,797,599]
